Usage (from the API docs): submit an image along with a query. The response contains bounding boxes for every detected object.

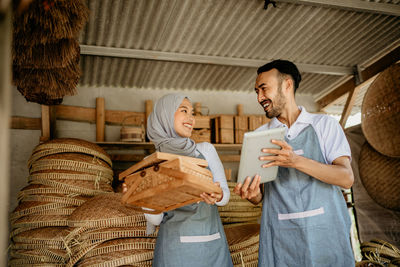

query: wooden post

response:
[339,86,361,128]
[194,102,202,115]
[40,105,50,142]
[237,104,243,116]
[96,97,105,142]
[145,100,153,142]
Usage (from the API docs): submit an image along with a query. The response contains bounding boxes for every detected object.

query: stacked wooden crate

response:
[191,115,212,143]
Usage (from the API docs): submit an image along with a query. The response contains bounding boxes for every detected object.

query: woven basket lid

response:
[224,223,260,250]
[359,142,400,211]
[29,172,112,184]
[11,201,74,221]
[361,63,400,158]
[12,226,69,246]
[12,215,69,231]
[8,258,66,266]
[68,193,146,228]
[19,194,88,206]
[84,238,156,258]
[10,248,68,264]
[74,249,154,267]
[30,138,112,167]
[29,178,113,196]
[18,184,92,199]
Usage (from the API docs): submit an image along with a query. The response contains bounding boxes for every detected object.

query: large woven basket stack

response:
[9,138,114,266]
[12,0,88,105]
[359,63,400,211]
[65,193,156,267]
[224,223,260,267]
[218,182,262,224]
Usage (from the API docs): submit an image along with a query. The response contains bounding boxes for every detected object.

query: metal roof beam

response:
[80,45,353,76]
[277,0,400,17]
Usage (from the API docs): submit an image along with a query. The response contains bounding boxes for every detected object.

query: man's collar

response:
[270,106,312,127]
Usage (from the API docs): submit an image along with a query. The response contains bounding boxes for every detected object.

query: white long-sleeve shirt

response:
[145,142,230,226]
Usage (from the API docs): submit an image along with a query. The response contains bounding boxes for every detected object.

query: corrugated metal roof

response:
[78,0,400,115]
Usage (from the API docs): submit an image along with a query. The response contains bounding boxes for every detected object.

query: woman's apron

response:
[153,151,233,267]
[258,125,354,267]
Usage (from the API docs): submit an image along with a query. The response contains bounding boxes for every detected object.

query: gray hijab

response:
[147,93,197,157]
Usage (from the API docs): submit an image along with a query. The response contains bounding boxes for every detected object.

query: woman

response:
[144,93,233,267]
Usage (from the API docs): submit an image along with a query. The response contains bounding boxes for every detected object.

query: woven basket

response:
[74,249,154,267]
[361,63,400,158]
[361,239,400,264]
[67,193,146,228]
[224,223,260,252]
[29,138,112,168]
[120,116,145,142]
[359,142,400,211]
[84,238,156,258]
[10,249,68,264]
[11,227,70,249]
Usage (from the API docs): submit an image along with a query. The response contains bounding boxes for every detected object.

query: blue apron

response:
[259,125,354,267]
[153,151,233,267]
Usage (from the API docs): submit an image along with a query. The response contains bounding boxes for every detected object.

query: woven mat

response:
[361,63,400,158]
[30,138,111,167]
[359,142,400,211]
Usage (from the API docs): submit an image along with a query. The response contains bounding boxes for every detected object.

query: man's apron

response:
[259,125,354,267]
[153,151,233,267]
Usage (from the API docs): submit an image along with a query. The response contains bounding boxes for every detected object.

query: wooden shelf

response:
[96,142,242,151]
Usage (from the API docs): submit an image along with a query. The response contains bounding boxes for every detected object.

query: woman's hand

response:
[122,183,128,193]
[200,182,223,205]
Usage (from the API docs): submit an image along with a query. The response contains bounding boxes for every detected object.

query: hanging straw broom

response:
[13,38,80,69]
[13,0,89,45]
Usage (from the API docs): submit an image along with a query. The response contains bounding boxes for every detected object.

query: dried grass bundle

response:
[13,38,80,68]
[13,0,89,45]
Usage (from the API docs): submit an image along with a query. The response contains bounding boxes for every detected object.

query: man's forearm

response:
[294,156,354,189]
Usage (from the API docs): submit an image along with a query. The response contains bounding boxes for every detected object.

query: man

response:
[234,60,355,266]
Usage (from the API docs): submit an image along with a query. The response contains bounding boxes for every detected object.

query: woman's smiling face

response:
[174,98,195,138]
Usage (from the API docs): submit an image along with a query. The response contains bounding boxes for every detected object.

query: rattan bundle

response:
[224,223,260,267]
[360,239,400,266]
[65,193,157,266]
[361,63,400,158]
[359,142,400,211]
[218,182,262,225]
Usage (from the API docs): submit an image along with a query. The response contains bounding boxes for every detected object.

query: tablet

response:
[237,127,286,185]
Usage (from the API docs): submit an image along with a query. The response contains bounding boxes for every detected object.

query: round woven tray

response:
[8,258,66,266]
[68,193,146,228]
[84,238,156,258]
[11,215,69,232]
[10,248,68,264]
[74,249,154,267]
[224,223,260,252]
[11,227,69,249]
[19,194,88,206]
[359,142,400,211]
[10,201,74,221]
[29,172,112,184]
[30,138,112,167]
[361,63,400,158]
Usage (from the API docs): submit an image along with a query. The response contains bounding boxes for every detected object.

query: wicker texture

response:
[361,63,400,158]
[10,139,114,266]
[359,142,400,211]
[224,223,260,266]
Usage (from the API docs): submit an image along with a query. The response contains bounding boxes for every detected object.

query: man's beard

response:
[264,87,286,119]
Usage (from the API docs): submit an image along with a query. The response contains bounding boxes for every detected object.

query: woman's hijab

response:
[147,93,197,157]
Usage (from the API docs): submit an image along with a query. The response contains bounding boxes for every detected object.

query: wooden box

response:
[120,152,221,212]
[212,115,234,144]
[192,116,211,143]
[248,115,270,131]
[234,116,248,144]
